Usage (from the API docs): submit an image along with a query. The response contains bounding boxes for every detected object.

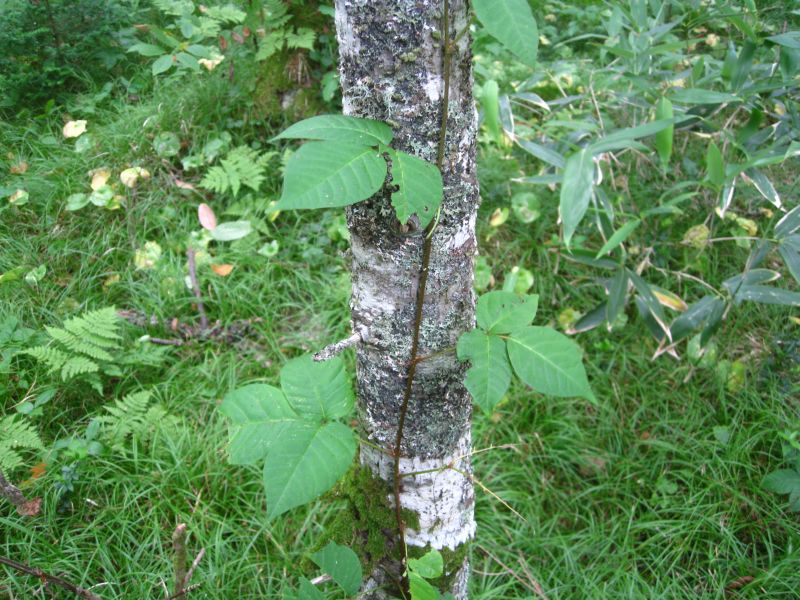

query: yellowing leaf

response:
[63,120,87,138]
[89,168,112,191]
[198,203,217,230]
[735,217,758,236]
[134,241,162,270]
[199,56,224,71]
[489,207,509,227]
[9,189,28,206]
[120,167,150,188]
[10,161,28,174]
[653,289,688,312]
[682,224,710,249]
[211,263,234,276]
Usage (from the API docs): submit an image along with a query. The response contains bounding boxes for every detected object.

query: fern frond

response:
[286,28,315,50]
[0,415,43,473]
[0,444,23,472]
[46,326,114,361]
[96,391,151,449]
[205,5,246,23]
[61,356,99,380]
[69,307,121,341]
[200,146,272,197]
[151,0,194,17]
[24,346,69,373]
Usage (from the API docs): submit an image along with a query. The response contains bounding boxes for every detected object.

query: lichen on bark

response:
[333,0,480,597]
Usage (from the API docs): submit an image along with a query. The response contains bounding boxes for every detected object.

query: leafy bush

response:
[0,0,143,113]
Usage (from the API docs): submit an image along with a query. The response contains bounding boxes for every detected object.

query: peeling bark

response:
[334,0,479,596]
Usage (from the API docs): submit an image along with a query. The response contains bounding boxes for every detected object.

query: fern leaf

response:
[46,326,114,361]
[0,444,23,472]
[0,416,44,450]
[72,307,121,340]
[61,356,99,380]
[96,391,152,450]
[24,346,69,373]
[200,146,269,197]
[286,28,316,50]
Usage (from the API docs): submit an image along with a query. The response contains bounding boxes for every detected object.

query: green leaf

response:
[387,150,443,228]
[310,542,362,596]
[129,42,167,57]
[596,219,640,258]
[278,142,387,210]
[219,384,299,465]
[210,221,253,241]
[296,578,325,600]
[517,140,565,169]
[655,98,674,169]
[408,573,438,600]
[264,421,356,519]
[457,329,512,413]
[280,354,354,420]
[65,193,90,211]
[763,469,800,494]
[408,549,444,579]
[670,88,739,105]
[705,141,725,189]
[776,205,800,238]
[273,115,393,146]
[152,54,174,75]
[778,241,800,285]
[736,285,800,307]
[606,269,628,325]
[768,32,800,49]
[559,149,594,247]
[505,326,594,402]
[480,80,502,145]
[627,269,671,339]
[587,119,675,155]
[473,0,538,67]
[476,291,539,334]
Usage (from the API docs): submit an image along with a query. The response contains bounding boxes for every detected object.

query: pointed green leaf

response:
[387,150,443,228]
[776,206,800,238]
[596,219,640,258]
[457,329,512,413]
[606,269,628,325]
[476,291,539,334]
[627,269,671,339]
[128,42,167,57]
[560,149,594,247]
[506,326,594,402]
[736,285,800,306]
[152,54,174,75]
[408,573,438,600]
[408,549,443,579]
[706,141,725,188]
[588,119,675,155]
[655,98,674,169]
[280,354,354,420]
[264,421,356,519]
[310,542,362,596]
[473,0,538,67]
[763,469,800,494]
[278,142,387,210]
[779,240,800,285]
[273,115,393,146]
[219,384,299,465]
[670,88,739,105]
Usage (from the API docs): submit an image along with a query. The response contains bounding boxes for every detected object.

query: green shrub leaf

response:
[473,0,538,67]
[457,329,511,413]
[387,149,443,228]
[273,115,393,146]
[476,291,538,334]
[310,541,362,596]
[559,149,594,247]
[280,354,354,420]
[278,141,387,210]
[263,421,356,519]
[219,384,299,465]
[506,326,594,402]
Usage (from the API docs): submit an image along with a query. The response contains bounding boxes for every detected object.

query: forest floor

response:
[2,1,800,598]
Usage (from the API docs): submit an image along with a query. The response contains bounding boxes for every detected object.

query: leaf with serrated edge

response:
[473,0,538,67]
[280,354,354,420]
[278,142,387,210]
[219,384,299,465]
[264,421,355,519]
[457,330,511,413]
[476,291,539,334]
[388,150,443,228]
[310,542,362,596]
[273,115,393,146]
[506,326,594,402]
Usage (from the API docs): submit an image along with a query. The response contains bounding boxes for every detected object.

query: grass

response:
[2,1,800,598]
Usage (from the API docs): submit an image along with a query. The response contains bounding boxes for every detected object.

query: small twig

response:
[168,583,200,600]
[181,548,205,592]
[0,556,102,600]
[0,469,26,509]
[313,327,367,361]
[149,337,185,347]
[310,574,332,586]
[186,248,209,331]
[172,524,188,599]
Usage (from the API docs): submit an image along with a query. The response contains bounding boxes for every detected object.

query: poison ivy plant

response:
[406,549,456,600]
[219,354,357,519]
[457,291,595,413]
[273,115,443,228]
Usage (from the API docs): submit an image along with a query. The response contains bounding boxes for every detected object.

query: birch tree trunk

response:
[334,0,479,597]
